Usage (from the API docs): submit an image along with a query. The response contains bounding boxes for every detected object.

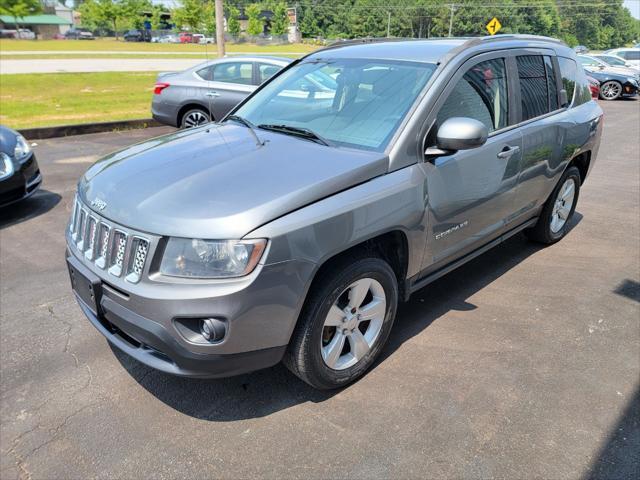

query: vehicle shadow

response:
[585,383,640,480]
[0,190,61,230]
[115,214,582,421]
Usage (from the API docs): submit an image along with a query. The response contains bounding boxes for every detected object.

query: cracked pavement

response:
[1,103,638,479]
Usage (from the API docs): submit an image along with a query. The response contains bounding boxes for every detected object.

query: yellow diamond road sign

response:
[486,17,502,35]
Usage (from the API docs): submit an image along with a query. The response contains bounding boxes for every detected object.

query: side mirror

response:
[426,117,488,157]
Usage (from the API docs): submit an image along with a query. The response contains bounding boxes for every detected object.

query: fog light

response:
[200,318,226,342]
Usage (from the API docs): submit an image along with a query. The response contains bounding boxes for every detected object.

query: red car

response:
[178,32,201,44]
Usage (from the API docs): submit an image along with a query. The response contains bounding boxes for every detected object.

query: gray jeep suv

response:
[66,36,603,389]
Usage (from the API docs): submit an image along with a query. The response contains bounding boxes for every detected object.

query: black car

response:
[64,28,95,40]
[123,29,151,42]
[578,57,640,100]
[0,126,42,208]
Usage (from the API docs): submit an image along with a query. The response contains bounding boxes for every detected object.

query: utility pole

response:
[387,11,391,38]
[448,4,457,38]
[215,0,225,57]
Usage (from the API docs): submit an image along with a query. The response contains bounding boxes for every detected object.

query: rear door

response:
[197,61,256,120]
[422,52,523,268]
[512,52,575,217]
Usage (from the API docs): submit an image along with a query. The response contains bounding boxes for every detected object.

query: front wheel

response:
[525,166,581,244]
[284,256,398,390]
[600,81,622,101]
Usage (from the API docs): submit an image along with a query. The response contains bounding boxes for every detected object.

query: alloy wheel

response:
[550,177,576,233]
[321,277,386,370]
[182,110,210,128]
[600,81,622,100]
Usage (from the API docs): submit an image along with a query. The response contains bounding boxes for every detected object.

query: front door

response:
[421,54,523,270]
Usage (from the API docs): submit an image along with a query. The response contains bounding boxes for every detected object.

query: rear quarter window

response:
[558,56,592,107]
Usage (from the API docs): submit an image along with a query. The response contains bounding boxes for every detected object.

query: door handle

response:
[205,91,220,97]
[497,145,520,159]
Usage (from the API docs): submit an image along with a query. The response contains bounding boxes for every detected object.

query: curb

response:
[19,118,163,140]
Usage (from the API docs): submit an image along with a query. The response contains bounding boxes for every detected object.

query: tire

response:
[525,166,581,244]
[599,80,622,101]
[180,108,210,128]
[284,256,399,390]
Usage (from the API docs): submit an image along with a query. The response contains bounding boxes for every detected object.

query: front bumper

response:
[66,239,315,378]
[0,152,41,208]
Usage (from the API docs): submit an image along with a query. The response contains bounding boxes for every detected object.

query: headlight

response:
[160,238,267,278]
[14,134,31,162]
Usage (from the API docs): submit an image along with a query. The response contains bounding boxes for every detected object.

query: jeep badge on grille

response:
[91,198,107,211]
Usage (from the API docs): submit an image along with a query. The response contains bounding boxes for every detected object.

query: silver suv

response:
[66,36,603,389]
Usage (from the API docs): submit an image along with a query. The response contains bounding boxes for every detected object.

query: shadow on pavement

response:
[585,384,640,480]
[115,214,583,421]
[0,190,61,230]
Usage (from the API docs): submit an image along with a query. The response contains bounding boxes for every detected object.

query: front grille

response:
[108,230,127,277]
[69,197,150,284]
[126,237,149,284]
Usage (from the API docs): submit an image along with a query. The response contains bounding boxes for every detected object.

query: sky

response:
[624,0,640,19]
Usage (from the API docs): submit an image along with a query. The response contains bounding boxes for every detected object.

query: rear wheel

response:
[180,108,210,128]
[525,166,581,244]
[284,256,398,390]
[600,81,622,100]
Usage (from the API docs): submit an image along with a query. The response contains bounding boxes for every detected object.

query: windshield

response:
[234,58,436,151]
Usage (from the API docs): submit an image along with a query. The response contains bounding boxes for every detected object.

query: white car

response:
[592,54,640,72]
[604,48,640,68]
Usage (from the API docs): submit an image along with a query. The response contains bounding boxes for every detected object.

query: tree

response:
[227,5,241,37]
[246,3,264,36]
[270,2,289,36]
[172,0,205,32]
[202,0,216,36]
[0,0,41,34]
[149,5,164,31]
[78,0,140,39]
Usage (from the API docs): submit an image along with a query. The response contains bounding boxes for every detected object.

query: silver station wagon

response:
[67,35,603,389]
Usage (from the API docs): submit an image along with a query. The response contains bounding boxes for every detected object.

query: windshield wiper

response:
[257,124,332,147]
[226,114,264,146]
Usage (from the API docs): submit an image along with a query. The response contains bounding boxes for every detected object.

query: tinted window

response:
[574,65,593,106]
[437,58,509,133]
[624,50,640,60]
[257,63,281,84]
[544,56,559,111]
[557,57,577,107]
[212,62,253,85]
[196,66,213,81]
[517,55,551,120]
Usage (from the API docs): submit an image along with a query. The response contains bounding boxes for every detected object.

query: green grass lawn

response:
[0,72,156,129]
[0,38,316,54]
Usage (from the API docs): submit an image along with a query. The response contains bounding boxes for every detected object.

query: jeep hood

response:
[79,124,388,239]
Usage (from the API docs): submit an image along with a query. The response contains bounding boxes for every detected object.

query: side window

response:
[516,55,551,121]
[436,58,509,134]
[196,66,213,81]
[557,57,577,107]
[544,56,559,111]
[212,62,253,85]
[257,63,281,84]
[574,65,593,105]
[625,50,640,60]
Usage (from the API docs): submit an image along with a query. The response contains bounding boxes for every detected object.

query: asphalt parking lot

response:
[1,101,638,479]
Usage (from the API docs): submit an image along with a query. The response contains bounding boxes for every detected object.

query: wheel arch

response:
[177,103,213,126]
[304,230,410,306]
[567,150,591,185]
